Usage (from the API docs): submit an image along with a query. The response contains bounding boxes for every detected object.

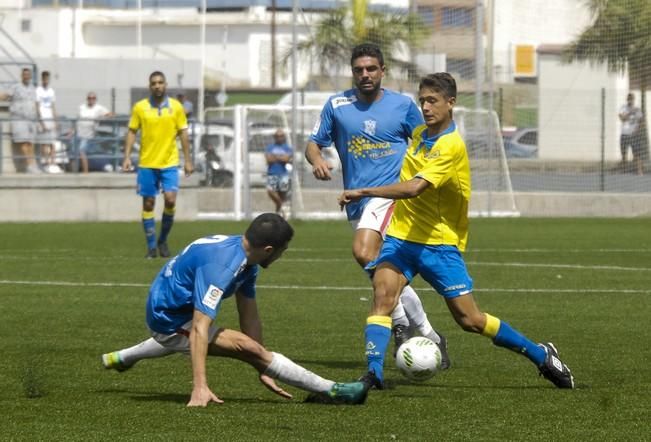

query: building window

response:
[441,7,474,28]
[21,19,31,32]
[417,6,434,27]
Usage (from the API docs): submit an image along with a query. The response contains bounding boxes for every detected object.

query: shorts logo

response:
[444,284,467,292]
[364,119,377,136]
[202,284,223,310]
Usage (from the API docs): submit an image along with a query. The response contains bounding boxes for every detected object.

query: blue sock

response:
[142,211,156,251]
[365,316,392,381]
[493,321,546,366]
[158,207,175,244]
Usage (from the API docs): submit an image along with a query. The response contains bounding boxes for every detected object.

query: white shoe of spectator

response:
[45,164,63,174]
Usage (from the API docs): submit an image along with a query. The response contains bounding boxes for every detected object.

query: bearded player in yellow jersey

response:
[123,71,193,258]
[339,73,574,390]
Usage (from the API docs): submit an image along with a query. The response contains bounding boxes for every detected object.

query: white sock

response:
[118,337,174,366]
[391,300,410,328]
[264,352,335,393]
[400,285,441,344]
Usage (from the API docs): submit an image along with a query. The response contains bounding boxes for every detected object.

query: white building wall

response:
[2,7,314,89]
[492,0,591,83]
[538,50,626,161]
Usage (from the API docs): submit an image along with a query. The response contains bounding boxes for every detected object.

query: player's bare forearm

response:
[306,141,332,180]
[178,129,193,173]
[189,312,211,389]
[124,130,136,158]
[122,129,137,170]
[236,293,263,344]
[339,178,429,208]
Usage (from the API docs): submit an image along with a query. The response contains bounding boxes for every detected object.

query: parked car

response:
[197,119,340,187]
[503,128,538,158]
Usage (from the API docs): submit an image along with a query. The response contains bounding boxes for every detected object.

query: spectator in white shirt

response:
[36,71,60,173]
[618,92,645,175]
[77,92,113,173]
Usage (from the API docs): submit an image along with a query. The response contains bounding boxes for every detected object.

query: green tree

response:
[283,0,427,86]
[564,0,651,156]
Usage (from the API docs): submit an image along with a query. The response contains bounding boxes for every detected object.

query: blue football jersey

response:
[146,235,258,334]
[265,142,293,176]
[309,88,424,220]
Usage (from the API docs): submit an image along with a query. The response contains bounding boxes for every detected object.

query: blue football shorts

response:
[370,235,473,299]
[137,166,179,197]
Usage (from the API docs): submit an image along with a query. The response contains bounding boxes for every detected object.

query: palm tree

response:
[282,0,427,88]
[563,0,651,158]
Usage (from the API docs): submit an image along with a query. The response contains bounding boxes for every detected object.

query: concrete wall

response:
[1,175,650,221]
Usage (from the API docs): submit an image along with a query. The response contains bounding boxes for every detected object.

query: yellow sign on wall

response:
[515,44,536,77]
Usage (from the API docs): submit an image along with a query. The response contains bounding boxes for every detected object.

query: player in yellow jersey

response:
[123,71,193,258]
[339,73,574,389]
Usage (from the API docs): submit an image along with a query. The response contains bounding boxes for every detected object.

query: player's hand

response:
[311,158,333,181]
[122,157,132,172]
[184,159,194,177]
[187,385,224,407]
[259,373,293,400]
[338,190,362,209]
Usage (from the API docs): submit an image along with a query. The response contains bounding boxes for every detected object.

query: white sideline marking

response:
[0,279,649,294]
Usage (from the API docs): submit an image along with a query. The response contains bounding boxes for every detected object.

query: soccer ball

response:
[395,336,442,382]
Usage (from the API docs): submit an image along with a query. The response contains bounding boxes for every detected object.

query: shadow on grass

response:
[293,359,367,370]
[96,388,294,405]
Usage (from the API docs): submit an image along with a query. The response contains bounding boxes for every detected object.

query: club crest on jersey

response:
[202,284,223,309]
[363,119,377,136]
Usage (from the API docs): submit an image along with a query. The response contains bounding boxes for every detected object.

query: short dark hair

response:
[42,70,50,78]
[245,213,294,249]
[351,43,384,67]
[149,71,166,82]
[419,73,457,99]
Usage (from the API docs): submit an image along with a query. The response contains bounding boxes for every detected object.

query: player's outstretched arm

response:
[338,178,430,209]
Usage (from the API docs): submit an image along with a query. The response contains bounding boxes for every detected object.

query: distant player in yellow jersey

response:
[339,73,574,390]
[123,71,193,258]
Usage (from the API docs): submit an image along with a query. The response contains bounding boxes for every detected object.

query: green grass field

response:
[2,219,650,441]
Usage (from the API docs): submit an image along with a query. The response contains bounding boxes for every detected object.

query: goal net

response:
[198,104,518,220]
[455,107,520,217]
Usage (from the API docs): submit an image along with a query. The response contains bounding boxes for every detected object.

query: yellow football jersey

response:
[386,123,471,250]
[128,97,188,168]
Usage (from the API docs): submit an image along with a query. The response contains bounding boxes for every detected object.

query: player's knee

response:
[352,245,375,267]
[372,284,399,315]
[142,198,155,211]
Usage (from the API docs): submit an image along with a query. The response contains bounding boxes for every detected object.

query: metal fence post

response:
[600,87,605,192]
